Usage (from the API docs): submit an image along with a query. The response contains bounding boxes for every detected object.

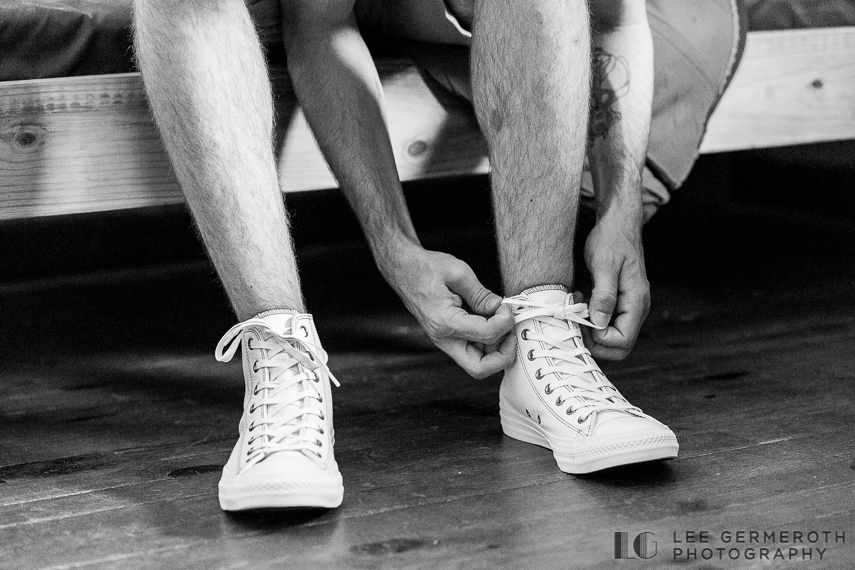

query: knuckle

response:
[639,283,651,304]
[426,319,450,339]
[466,365,486,379]
[446,261,467,282]
[472,286,492,310]
[485,331,503,345]
[475,330,492,344]
[593,289,618,308]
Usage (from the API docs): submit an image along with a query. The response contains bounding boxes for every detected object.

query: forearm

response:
[286,23,421,270]
[588,13,653,223]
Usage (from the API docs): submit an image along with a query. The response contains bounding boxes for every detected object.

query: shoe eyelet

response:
[312,375,320,383]
[300,325,309,338]
[578,415,587,424]
[535,369,543,380]
[247,340,254,350]
[252,362,259,373]
[318,428,324,435]
[521,328,530,340]
[525,409,531,418]
[544,384,552,395]
[315,439,323,447]
[308,353,315,362]
[555,397,564,406]
[320,412,325,420]
[249,405,256,413]
[527,349,535,361]
[318,395,323,403]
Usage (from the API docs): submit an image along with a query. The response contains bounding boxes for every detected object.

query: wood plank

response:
[701,27,855,153]
[2,432,852,569]
[2,28,854,220]
[0,61,486,220]
[1,198,854,568]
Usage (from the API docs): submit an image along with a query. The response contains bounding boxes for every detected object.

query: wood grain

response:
[701,27,855,153]
[1,28,854,220]
[0,61,487,220]
[1,195,854,568]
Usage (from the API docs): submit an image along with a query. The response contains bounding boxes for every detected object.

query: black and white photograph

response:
[1,0,853,567]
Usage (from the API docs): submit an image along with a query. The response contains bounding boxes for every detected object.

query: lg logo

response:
[614,532,658,559]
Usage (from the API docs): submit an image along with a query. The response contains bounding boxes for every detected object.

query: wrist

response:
[369,230,423,282]
[596,195,643,233]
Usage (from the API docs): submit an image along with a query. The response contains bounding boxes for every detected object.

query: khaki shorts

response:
[247,0,745,214]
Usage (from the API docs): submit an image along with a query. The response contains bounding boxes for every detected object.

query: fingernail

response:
[593,311,610,327]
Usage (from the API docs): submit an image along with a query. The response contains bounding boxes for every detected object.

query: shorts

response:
[247,0,745,215]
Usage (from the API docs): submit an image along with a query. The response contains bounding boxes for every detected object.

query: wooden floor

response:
[1,163,854,569]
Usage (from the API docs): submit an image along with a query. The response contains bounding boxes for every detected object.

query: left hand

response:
[581,211,651,361]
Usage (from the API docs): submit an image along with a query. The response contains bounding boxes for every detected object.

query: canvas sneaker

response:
[500,286,678,473]
[215,310,343,510]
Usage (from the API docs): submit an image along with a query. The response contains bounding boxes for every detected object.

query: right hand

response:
[379,242,516,379]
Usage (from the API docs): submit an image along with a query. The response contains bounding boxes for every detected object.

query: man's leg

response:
[470,0,678,474]
[134,0,343,510]
[134,0,302,319]
[470,0,588,296]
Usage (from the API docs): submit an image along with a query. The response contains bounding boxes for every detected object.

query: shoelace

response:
[215,319,340,466]
[502,297,641,423]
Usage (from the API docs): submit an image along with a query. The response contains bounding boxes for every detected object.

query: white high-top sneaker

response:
[214,310,343,510]
[500,286,678,474]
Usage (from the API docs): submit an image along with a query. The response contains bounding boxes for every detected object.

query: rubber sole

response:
[500,397,678,474]
[219,477,344,511]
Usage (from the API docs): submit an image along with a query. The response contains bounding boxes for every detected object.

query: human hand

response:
[379,242,516,378]
[581,212,650,361]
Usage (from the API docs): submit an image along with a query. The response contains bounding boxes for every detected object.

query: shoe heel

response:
[499,393,551,451]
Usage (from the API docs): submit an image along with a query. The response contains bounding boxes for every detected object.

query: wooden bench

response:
[1,27,854,221]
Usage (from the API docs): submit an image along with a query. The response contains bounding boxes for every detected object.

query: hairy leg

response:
[470,0,590,296]
[134,0,304,318]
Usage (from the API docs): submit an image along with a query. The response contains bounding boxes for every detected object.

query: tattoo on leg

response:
[589,47,630,142]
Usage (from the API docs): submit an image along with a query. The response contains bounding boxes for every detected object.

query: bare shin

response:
[134,0,304,318]
[471,0,591,296]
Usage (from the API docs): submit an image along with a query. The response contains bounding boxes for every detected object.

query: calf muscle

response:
[472,0,591,295]
[134,0,304,317]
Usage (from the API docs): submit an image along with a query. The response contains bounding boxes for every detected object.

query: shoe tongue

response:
[256,312,295,335]
[255,315,313,447]
[524,288,609,391]
[522,287,570,306]
[523,288,578,339]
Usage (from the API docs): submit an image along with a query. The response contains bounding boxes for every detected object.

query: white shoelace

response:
[215,319,340,466]
[502,297,641,423]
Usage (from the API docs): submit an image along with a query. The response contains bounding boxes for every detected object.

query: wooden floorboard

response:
[1,197,854,569]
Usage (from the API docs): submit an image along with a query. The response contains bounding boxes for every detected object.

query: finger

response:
[446,263,503,317]
[580,319,596,349]
[589,343,630,362]
[484,327,517,359]
[594,289,649,349]
[446,305,515,345]
[445,334,516,379]
[588,269,618,330]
